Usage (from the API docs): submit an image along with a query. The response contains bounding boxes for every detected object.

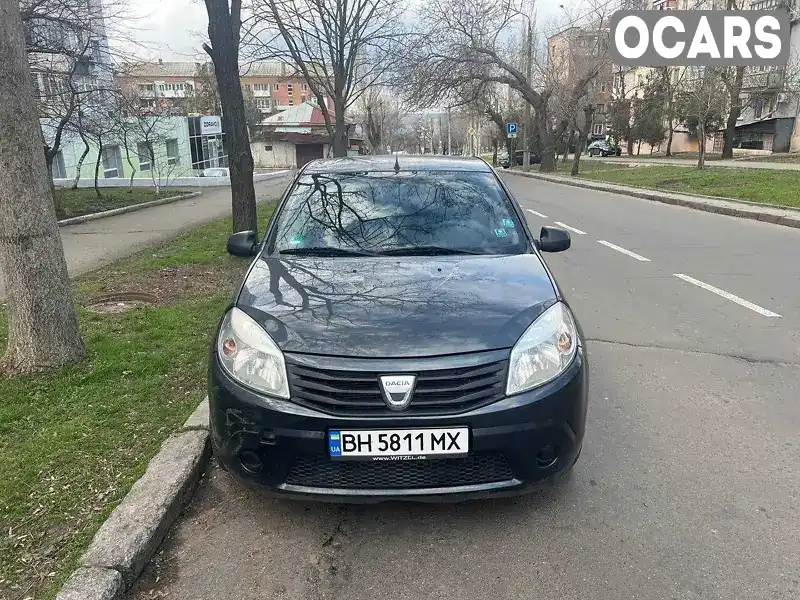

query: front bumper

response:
[208,347,588,502]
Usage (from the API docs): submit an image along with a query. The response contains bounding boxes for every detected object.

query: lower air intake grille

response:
[284,452,514,490]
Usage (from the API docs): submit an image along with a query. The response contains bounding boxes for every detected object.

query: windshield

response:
[270,171,529,256]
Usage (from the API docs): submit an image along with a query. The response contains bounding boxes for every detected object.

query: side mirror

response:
[227,230,258,257]
[538,226,571,253]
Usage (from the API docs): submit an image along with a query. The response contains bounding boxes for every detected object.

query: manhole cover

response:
[85,292,157,314]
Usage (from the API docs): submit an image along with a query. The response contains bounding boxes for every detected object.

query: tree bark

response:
[697,121,706,169]
[0,0,84,373]
[571,107,593,176]
[722,66,745,159]
[71,133,90,190]
[562,130,575,164]
[93,134,103,198]
[204,0,257,235]
[537,109,556,173]
[665,113,674,156]
[332,112,349,157]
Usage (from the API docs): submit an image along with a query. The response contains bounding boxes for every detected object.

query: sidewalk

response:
[506,170,800,229]
[0,174,292,298]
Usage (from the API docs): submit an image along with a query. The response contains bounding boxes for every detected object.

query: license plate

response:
[328,428,469,460]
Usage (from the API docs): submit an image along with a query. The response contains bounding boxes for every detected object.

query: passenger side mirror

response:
[227,231,258,257]
[538,226,571,253]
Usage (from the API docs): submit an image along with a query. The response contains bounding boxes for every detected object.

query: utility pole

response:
[523,20,532,172]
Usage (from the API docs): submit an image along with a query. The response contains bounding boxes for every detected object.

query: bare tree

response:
[675,68,728,169]
[248,0,408,156]
[204,0,258,234]
[22,0,130,204]
[399,0,611,172]
[1,0,84,373]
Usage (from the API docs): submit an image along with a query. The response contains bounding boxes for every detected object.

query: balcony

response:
[743,69,783,91]
[253,89,272,98]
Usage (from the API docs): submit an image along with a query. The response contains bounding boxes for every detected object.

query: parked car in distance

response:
[201,167,230,177]
[587,140,622,157]
[210,155,587,502]
[501,150,542,168]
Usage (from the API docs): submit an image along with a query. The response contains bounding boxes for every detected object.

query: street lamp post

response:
[523,20,532,172]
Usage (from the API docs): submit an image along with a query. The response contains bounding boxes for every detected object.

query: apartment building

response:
[547,27,614,139]
[116,60,331,121]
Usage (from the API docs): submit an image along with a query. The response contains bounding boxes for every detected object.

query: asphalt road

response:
[130,174,800,600]
[0,175,292,299]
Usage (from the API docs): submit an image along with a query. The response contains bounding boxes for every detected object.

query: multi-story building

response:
[24,0,114,177]
[117,60,204,112]
[116,60,332,121]
[547,27,613,140]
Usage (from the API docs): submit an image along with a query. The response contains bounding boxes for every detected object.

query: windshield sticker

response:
[494,228,508,238]
[502,219,515,228]
[289,233,304,245]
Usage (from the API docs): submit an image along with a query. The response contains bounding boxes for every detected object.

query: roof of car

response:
[302,155,493,174]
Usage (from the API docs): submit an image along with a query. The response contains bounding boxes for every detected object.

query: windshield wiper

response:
[378,246,483,256]
[278,247,375,257]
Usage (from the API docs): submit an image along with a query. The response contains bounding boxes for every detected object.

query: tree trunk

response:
[697,121,706,169]
[93,135,103,198]
[626,137,634,157]
[537,109,556,173]
[665,114,675,156]
[332,115,349,157]
[204,0,257,235]
[722,66,745,159]
[492,139,498,166]
[637,140,642,155]
[562,130,575,164]
[71,133,90,190]
[0,0,84,373]
[571,108,593,176]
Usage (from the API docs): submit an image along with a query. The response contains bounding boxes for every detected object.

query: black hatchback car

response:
[209,156,588,501]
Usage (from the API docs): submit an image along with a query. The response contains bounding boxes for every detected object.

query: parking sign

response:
[507,122,518,138]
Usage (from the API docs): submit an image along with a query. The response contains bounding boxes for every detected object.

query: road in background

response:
[129,174,800,600]
[0,175,292,298]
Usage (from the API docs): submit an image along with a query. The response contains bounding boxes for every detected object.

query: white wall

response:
[252,141,296,168]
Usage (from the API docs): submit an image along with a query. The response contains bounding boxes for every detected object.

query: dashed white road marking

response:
[554,221,587,235]
[674,274,782,318]
[597,240,651,262]
[526,209,549,219]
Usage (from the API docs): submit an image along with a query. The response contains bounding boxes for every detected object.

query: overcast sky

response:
[119,0,581,62]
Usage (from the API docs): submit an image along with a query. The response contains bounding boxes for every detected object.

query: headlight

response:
[217,307,290,399]
[506,302,578,396]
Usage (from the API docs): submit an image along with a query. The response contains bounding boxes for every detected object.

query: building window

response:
[255,98,270,110]
[102,145,123,178]
[53,151,67,179]
[288,97,294,106]
[287,83,294,96]
[301,83,308,91]
[272,83,279,91]
[253,83,270,91]
[137,142,152,171]
[596,103,605,113]
[600,82,607,93]
[593,123,604,135]
[271,99,278,110]
[165,138,179,166]
[264,145,273,151]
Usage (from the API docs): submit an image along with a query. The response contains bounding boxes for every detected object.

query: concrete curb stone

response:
[57,191,203,226]
[505,171,800,229]
[55,397,212,597]
[55,567,124,600]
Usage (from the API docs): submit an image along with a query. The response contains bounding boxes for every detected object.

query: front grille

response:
[285,358,508,416]
[284,453,514,490]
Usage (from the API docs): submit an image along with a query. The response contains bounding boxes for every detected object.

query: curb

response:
[55,397,211,600]
[57,191,203,227]
[505,171,800,229]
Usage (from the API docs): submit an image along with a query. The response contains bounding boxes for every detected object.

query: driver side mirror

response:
[227,230,258,257]
[538,226,571,253]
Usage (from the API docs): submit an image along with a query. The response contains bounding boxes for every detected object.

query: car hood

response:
[236,255,557,358]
